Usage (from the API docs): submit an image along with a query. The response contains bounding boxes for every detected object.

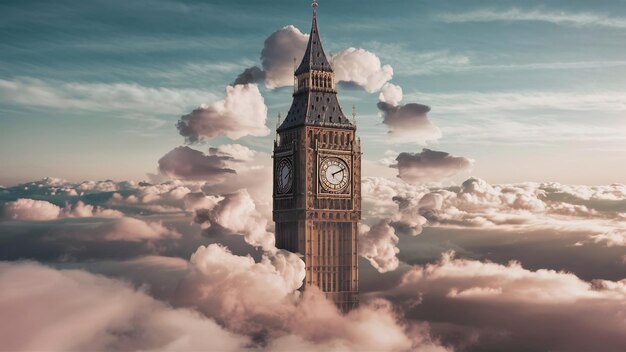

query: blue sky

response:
[1,0,626,185]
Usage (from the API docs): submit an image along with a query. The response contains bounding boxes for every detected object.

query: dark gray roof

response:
[295,10,333,75]
[278,6,354,132]
[278,90,353,131]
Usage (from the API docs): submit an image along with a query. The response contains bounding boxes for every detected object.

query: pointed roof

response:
[277,1,354,132]
[295,2,333,75]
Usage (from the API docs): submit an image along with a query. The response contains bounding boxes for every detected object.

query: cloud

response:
[193,189,275,250]
[233,66,266,86]
[384,251,626,351]
[332,48,394,93]
[157,146,236,182]
[387,177,626,246]
[261,26,309,89]
[359,221,400,273]
[173,244,449,352]
[234,25,308,88]
[439,8,626,29]
[236,26,395,93]
[2,199,62,221]
[176,83,269,142]
[0,77,211,115]
[0,261,249,351]
[377,101,442,145]
[209,144,257,162]
[379,82,403,106]
[2,199,123,221]
[92,217,181,242]
[174,243,305,333]
[391,149,473,183]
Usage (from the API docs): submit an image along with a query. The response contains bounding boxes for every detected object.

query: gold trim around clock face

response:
[319,157,350,193]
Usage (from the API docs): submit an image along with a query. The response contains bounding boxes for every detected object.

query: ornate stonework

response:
[273,3,360,312]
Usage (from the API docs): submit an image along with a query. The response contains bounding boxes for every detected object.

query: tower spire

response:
[295,0,332,75]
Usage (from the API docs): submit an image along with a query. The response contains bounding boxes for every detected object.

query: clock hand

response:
[332,168,345,177]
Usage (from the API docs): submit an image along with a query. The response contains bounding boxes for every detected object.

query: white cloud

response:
[173,244,449,352]
[359,221,400,273]
[379,83,403,106]
[95,217,181,242]
[386,252,626,351]
[332,48,394,93]
[176,84,270,142]
[2,199,62,221]
[193,189,275,250]
[439,8,626,29]
[0,77,211,115]
[390,177,626,246]
[0,261,249,351]
[2,199,122,221]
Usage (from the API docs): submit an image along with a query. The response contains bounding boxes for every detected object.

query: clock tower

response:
[273,1,360,312]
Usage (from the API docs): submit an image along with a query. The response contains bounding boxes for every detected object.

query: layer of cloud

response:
[389,177,626,246]
[176,83,269,142]
[173,243,449,352]
[439,8,626,29]
[391,149,473,183]
[2,199,123,221]
[0,261,249,351]
[0,77,211,115]
[383,252,626,351]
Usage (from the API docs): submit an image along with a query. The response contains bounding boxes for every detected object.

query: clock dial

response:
[319,157,350,192]
[276,158,293,194]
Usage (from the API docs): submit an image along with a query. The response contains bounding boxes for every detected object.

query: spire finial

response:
[352,104,357,125]
[312,0,318,15]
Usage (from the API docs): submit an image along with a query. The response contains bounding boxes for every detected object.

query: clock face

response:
[276,158,293,194]
[319,157,350,192]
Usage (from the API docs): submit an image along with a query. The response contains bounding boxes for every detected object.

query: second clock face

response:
[276,158,293,194]
[320,157,350,192]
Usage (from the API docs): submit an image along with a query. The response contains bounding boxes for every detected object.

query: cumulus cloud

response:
[261,25,309,89]
[0,261,249,351]
[234,25,308,88]
[236,26,396,93]
[332,48,394,93]
[377,101,442,144]
[379,82,403,106]
[176,84,269,142]
[193,189,274,250]
[173,244,449,352]
[157,146,236,182]
[2,199,123,221]
[384,251,626,351]
[384,177,626,246]
[359,221,400,273]
[2,199,62,221]
[391,149,473,183]
[174,243,305,333]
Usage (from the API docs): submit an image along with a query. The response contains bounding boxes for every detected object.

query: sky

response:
[1,1,626,352]
[1,0,626,185]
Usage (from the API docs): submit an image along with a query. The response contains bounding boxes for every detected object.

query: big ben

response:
[273,1,360,312]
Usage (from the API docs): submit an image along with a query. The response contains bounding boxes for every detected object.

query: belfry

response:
[273,0,361,312]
